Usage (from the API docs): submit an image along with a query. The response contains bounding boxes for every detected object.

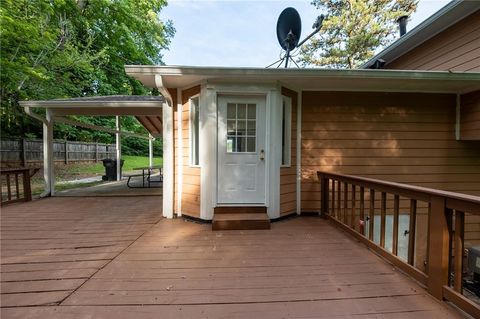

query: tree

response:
[0,0,174,152]
[300,0,418,69]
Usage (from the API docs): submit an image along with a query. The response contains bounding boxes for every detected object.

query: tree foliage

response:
[0,0,173,155]
[300,0,418,68]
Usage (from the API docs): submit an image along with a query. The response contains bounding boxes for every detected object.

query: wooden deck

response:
[1,197,466,318]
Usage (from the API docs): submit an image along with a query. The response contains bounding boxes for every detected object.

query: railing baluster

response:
[360,187,365,235]
[408,199,417,266]
[15,173,20,200]
[6,174,12,201]
[380,192,386,248]
[337,180,341,221]
[454,210,464,293]
[23,170,32,202]
[331,180,336,218]
[343,182,348,225]
[393,194,399,256]
[351,184,356,229]
[369,189,375,241]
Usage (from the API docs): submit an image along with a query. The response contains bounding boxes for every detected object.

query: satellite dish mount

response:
[269,8,324,68]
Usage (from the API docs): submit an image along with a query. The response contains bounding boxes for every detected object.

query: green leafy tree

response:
[0,0,173,155]
[300,0,418,69]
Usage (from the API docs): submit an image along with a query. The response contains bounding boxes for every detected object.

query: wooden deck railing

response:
[317,171,480,318]
[1,168,39,205]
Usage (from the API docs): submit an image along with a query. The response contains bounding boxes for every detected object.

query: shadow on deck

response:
[1,196,466,318]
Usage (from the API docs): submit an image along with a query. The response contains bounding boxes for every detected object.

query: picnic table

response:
[127,165,162,188]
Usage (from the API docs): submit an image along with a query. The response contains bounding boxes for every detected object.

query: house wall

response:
[461,90,480,140]
[280,87,298,216]
[301,91,480,253]
[386,10,480,72]
[179,86,201,218]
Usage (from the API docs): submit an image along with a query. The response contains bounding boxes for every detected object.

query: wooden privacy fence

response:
[0,138,116,165]
[1,167,39,205]
[317,171,480,318]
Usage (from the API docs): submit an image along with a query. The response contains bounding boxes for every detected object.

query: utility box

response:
[102,159,124,181]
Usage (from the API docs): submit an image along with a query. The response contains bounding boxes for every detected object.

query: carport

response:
[19,95,166,210]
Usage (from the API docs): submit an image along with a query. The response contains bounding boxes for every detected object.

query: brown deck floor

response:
[1,197,466,318]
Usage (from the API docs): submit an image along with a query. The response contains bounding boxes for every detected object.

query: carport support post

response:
[148,134,153,167]
[116,116,121,181]
[44,110,55,196]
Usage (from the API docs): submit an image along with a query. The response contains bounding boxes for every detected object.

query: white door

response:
[217,95,266,204]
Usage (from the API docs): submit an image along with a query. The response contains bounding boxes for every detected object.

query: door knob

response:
[260,149,265,160]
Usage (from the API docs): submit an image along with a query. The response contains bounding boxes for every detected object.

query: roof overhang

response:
[361,1,480,69]
[126,65,480,95]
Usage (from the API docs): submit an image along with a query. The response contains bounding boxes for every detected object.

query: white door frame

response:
[216,94,267,206]
[199,83,281,220]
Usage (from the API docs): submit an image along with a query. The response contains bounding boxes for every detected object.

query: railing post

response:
[319,173,329,215]
[427,195,450,300]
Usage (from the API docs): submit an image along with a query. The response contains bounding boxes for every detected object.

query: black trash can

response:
[102,159,124,181]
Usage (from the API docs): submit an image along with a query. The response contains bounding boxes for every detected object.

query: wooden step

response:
[214,206,267,214]
[212,212,270,231]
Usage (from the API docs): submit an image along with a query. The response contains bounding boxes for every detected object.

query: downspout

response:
[23,106,51,198]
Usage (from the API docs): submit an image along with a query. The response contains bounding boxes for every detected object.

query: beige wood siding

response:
[280,87,298,216]
[461,90,480,140]
[387,10,480,72]
[180,86,201,218]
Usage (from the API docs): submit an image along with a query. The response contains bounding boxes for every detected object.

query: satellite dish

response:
[276,7,302,51]
[269,8,325,68]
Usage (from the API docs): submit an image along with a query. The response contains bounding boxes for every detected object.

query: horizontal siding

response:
[280,87,298,216]
[300,91,480,252]
[461,90,480,140]
[180,86,201,218]
[387,10,480,71]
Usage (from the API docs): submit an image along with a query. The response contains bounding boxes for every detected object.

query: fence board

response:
[0,138,116,165]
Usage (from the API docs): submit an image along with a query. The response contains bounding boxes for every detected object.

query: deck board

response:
[1,196,466,318]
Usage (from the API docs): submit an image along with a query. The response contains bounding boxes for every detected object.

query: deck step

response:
[214,206,267,214]
[212,212,270,231]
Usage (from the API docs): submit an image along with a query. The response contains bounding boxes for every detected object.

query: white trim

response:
[176,89,183,217]
[162,101,174,218]
[189,95,201,167]
[281,96,292,168]
[200,85,216,220]
[115,116,121,181]
[44,109,55,196]
[296,90,302,215]
[456,93,461,141]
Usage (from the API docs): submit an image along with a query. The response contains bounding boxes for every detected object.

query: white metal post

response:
[115,116,121,181]
[149,133,153,167]
[43,110,55,196]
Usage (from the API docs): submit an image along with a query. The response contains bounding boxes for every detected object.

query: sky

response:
[160,0,451,67]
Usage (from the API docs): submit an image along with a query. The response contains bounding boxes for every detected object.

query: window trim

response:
[281,96,292,167]
[189,95,200,167]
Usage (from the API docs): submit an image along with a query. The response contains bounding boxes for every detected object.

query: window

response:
[190,97,200,166]
[226,103,257,153]
[281,97,292,166]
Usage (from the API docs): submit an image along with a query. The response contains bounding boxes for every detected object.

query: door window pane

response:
[246,137,256,152]
[226,102,257,153]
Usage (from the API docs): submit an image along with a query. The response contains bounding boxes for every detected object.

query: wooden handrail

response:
[317,171,480,319]
[1,167,39,205]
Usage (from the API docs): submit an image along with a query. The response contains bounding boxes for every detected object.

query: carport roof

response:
[20,95,164,136]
